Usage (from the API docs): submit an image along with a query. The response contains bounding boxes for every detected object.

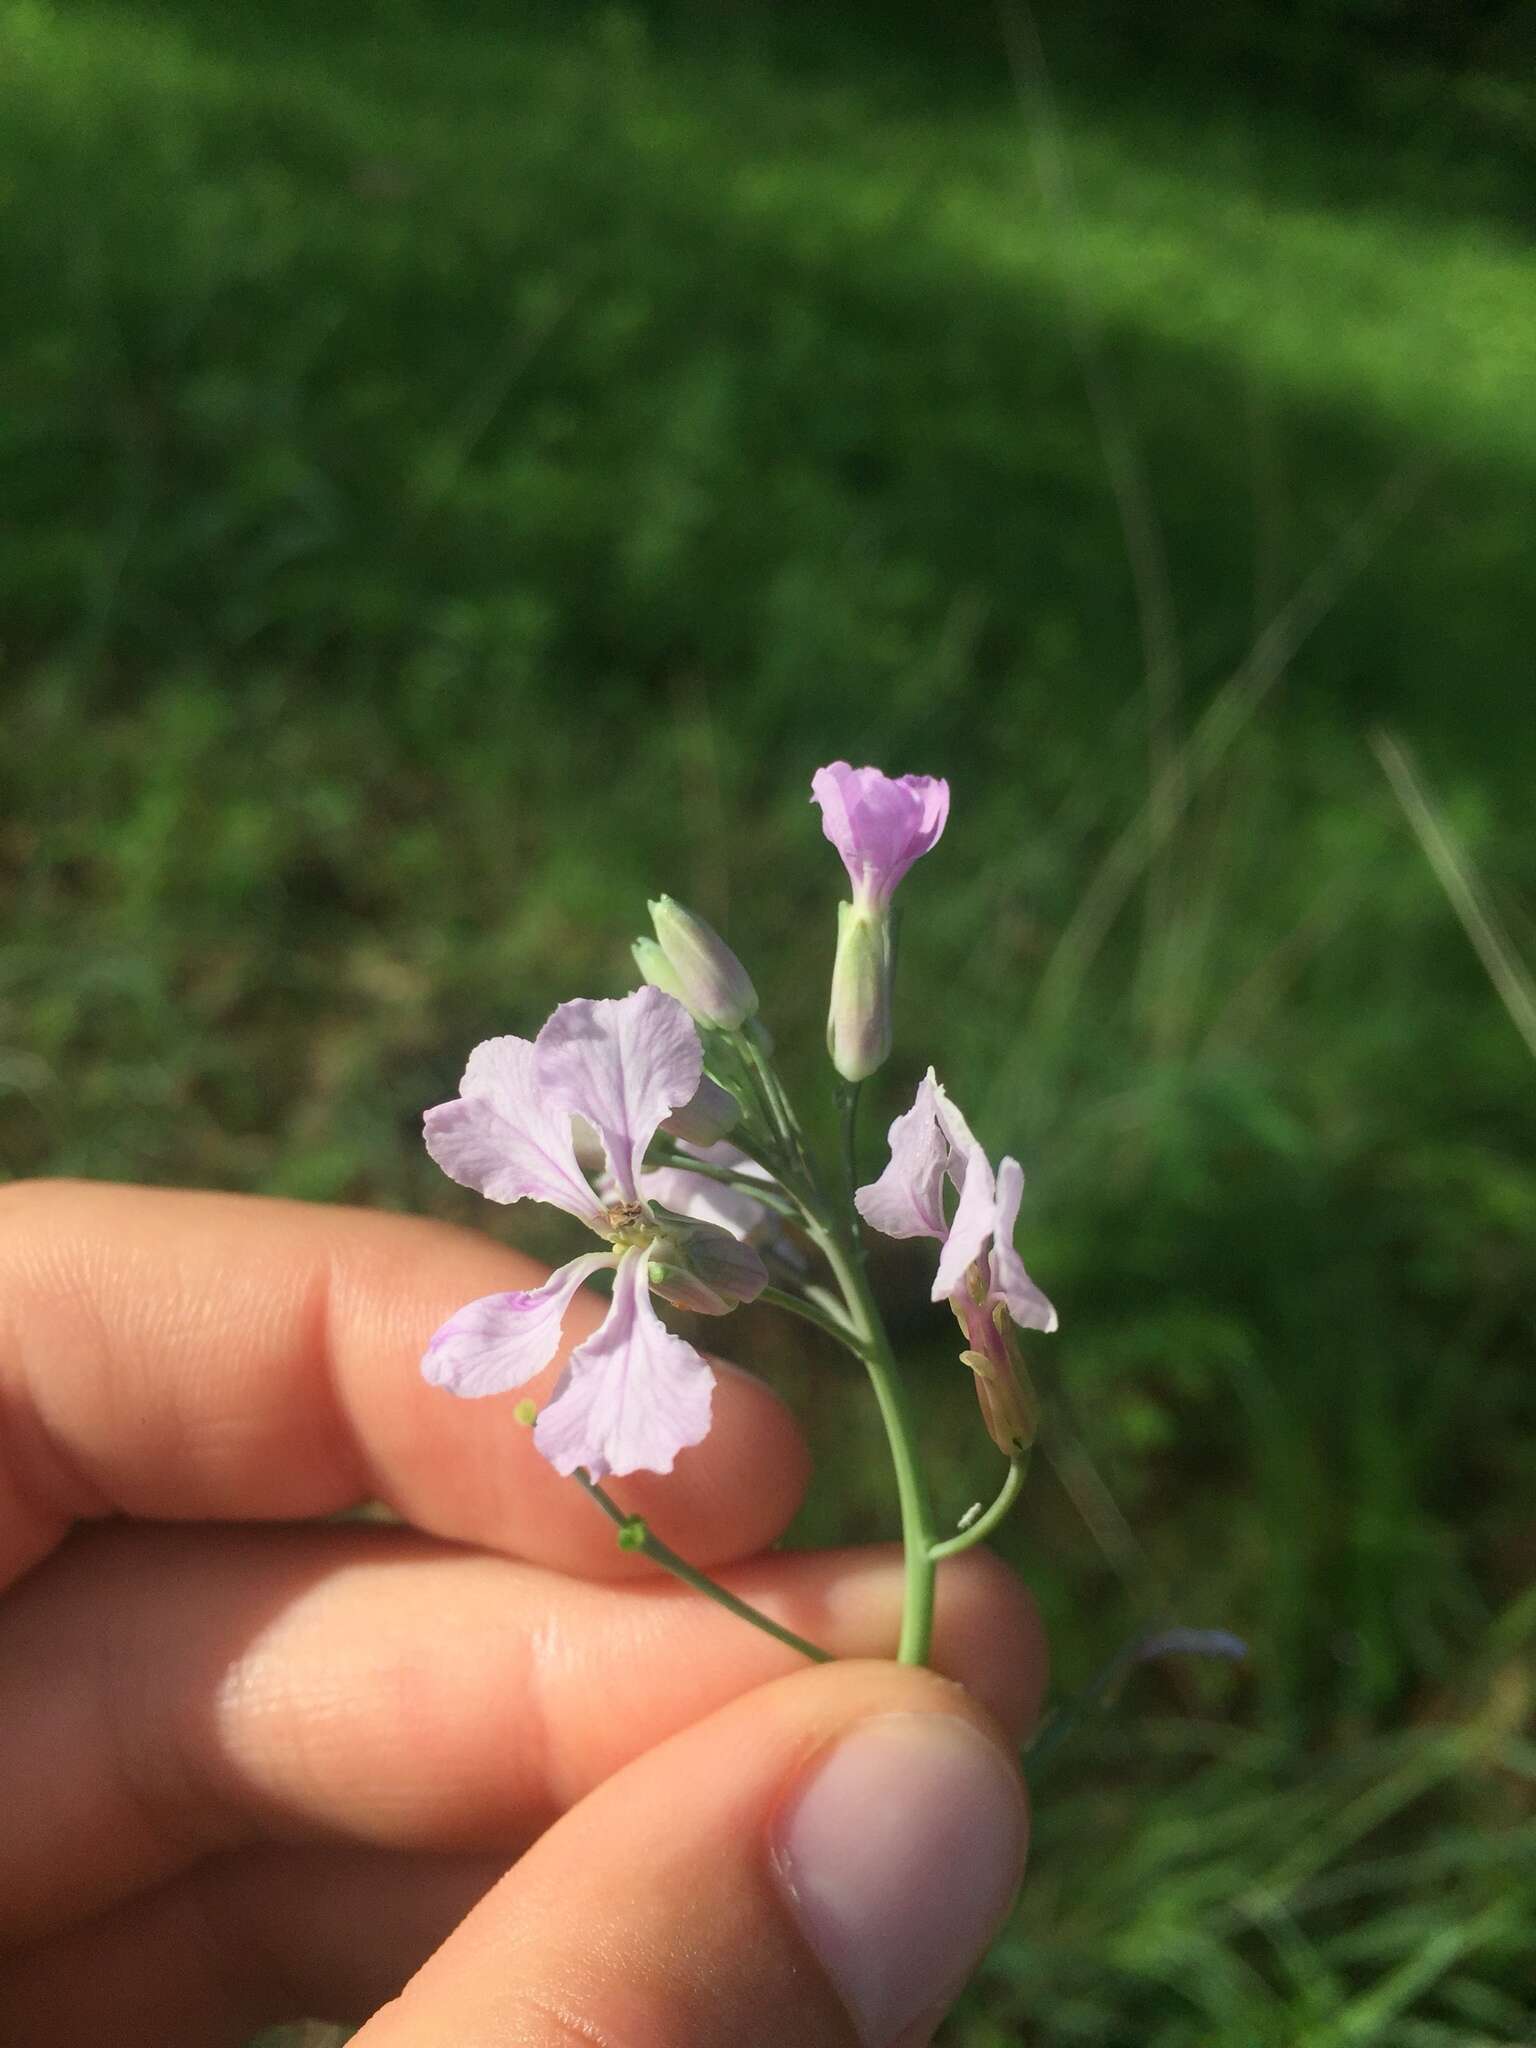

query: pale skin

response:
[0,1181,1046,2046]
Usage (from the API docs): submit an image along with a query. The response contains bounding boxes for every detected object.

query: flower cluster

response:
[419,762,1056,1497]
[422,987,766,1478]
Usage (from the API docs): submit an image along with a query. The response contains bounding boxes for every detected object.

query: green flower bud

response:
[632,934,690,1008]
[826,900,892,1083]
[646,1206,768,1316]
[645,895,758,1031]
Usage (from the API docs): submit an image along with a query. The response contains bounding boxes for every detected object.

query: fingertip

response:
[360,1655,1027,2048]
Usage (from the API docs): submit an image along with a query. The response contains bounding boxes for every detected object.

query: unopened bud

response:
[647,1261,730,1315]
[632,935,690,1007]
[647,1210,767,1316]
[645,896,758,1031]
[662,1074,740,1146]
[826,900,892,1082]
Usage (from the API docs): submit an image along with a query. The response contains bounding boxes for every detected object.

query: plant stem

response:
[739,1023,814,1186]
[805,1087,938,1666]
[646,1144,801,1221]
[758,1284,864,1350]
[834,1240,937,1665]
[928,1455,1029,1560]
[574,1473,832,1663]
[836,1075,862,1208]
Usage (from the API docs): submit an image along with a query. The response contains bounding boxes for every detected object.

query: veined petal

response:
[989,1156,1059,1333]
[661,1074,740,1147]
[855,1068,949,1240]
[533,1246,715,1479]
[536,988,703,1204]
[932,1142,996,1301]
[811,761,950,913]
[421,1252,616,1398]
[424,1035,604,1225]
[930,1080,985,1192]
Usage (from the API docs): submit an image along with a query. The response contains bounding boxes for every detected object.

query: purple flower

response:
[421,986,766,1479]
[812,762,950,1081]
[811,762,950,916]
[856,1069,1055,1453]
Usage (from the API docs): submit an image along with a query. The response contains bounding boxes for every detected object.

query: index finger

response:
[0,1181,810,1590]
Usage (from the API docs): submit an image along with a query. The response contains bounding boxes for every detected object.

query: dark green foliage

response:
[3,3,1533,2041]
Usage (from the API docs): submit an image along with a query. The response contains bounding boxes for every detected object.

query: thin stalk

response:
[929,1455,1029,1561]
[808,1205,938,1666]
[836,1076,862,1212]
[758,1284,866,1353]
[1372,727,1536,1064]
[646,1145,801,1221]
[739,1024,814,1187]
[574,1473,832,1663]
[804,1281,861,1334]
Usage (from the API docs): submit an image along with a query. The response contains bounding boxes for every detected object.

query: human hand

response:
[0,1181,1044,2047]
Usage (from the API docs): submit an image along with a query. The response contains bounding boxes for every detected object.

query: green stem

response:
[739,1024,814,1187]
[836,1076,862,1211]
[806,1163,938,1664]
[928,1455,1029,1561]
[574,1474,832,1663]
[646,1145,801,1221]
[759,1284,864,1350]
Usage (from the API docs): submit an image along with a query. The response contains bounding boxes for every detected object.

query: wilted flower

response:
[812,762,949,1081]
[856,1068,1055,1453]
[421,986,766,1478]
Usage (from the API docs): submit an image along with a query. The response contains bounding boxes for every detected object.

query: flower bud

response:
[826,900,892,1082]
[647,1210,767,1316]
[632,935,690,1007]
[646,1262,733,1315]
[645,896,758,1031]
[662,1074,741,1146]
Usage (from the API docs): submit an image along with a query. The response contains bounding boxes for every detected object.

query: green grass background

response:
[2,0,1534,2040]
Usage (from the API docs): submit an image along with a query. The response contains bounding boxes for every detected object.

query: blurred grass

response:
[2,0,1534,2041]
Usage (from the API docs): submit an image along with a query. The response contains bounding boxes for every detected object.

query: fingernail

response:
[772,1712,1027,2046]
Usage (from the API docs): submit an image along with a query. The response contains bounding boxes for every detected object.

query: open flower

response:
[421,986,766,1479]
[856,1068,1055,1453]
[812,762,949,1081]
[811,762,950,917]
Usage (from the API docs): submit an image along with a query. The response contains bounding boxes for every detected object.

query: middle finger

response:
[0,1521,1043,1945]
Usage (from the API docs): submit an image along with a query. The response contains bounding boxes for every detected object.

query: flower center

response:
[602,1199,656,1250]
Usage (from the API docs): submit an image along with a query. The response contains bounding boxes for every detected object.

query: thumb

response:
[356,1659,1030,2048]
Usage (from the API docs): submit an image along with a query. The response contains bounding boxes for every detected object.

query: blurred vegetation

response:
[2,0,1533,2042]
